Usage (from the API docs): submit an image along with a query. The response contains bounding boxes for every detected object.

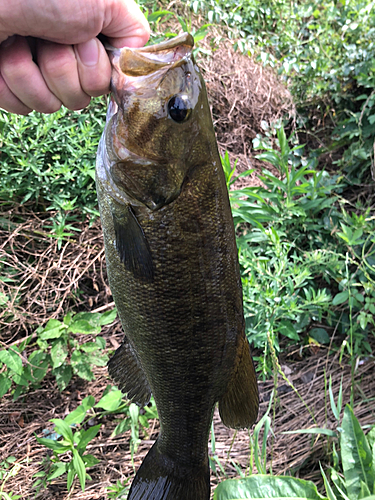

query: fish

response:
[95,32,259,500]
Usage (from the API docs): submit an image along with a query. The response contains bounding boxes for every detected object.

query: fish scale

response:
[96,32,258,500]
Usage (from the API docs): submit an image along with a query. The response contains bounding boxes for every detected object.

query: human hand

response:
[0,0,150,114]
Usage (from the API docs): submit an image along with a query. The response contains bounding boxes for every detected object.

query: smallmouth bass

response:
[96,32,259,500]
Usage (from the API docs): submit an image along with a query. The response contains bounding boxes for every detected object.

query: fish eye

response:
[167,95,191,123]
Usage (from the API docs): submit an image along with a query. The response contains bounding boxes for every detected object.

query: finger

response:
[0,35,61,113]
[74,38,111,97]
[103,0,150,48]
[0,72,32,114]
[37,40,91,111]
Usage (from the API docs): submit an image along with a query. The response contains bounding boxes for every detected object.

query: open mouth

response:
[109,32,194,77]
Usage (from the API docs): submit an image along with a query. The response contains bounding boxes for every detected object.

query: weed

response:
[0,309,116,398]
[34,388,158,494]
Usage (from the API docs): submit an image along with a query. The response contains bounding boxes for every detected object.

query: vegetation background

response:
[0,0,374,499]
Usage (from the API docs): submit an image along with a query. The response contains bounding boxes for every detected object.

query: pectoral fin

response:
[112,203,154,281]
[108,338,151,407]
[219,336,259,429]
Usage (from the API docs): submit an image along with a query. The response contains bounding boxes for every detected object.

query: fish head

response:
[104,33,215,211]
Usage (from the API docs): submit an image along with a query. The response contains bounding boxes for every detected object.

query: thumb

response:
[101,0,150,48]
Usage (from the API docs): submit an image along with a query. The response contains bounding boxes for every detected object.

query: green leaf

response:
[95,389,123,411]
[50,339,68,368]
[278,320,299,340]
[47,462,68,481]
[320,463,337,500]
[53,364,72,391]
[76,424,101,451]
[111,418,131,438]
[341,405,375,500]
[83,454,100,467]
[0,373,12,397]
[64,396,95,425]
[24,350,49,382]
[67,464,75,490]
[283,428,337,437]
[213,475,328,500]
[69,319,100,334]
[309,328,330,344]
[147,10,173,23]
[51,419,74,444]
[80,342,100,353]
[72,449,86,491]
[39,319,64,339]
[35,437,71,453]
[99,309,117,325]
[332,290,349,306]
[0,349,23,375]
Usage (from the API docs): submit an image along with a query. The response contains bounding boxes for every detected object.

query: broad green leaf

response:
[96,389,123,411]
[64,396,95,425]
[80,342,100,353]
[47,462,68,481]
[50,339,68,368]
[83,454,100,467]
[99,308,117,325]
[86,353,108,367]
[82,395,96,410]
[332,291,349,306]
[25,350,49,382]
[0,349,23,375]
[76,424,101,451]
[213,475,328,500]
[341,405,375,500]
[51,419,74,444]
[39,319,64,339]
[0,374,12,397]
[72,449,86,491]
[69,319,100,334]
[309,328,330,344]
[53,365,72,391]
[64,406,87,426]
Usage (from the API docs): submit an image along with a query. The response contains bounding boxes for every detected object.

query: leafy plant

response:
[34,395,100,492]
[222,125,375,377]
[34,387,159,494]
[324,405,375,500]
[0,457,22,500]
[106,478,130,499]
[0,309,116,398]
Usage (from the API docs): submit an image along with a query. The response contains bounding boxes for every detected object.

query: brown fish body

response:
[96,33,258,500]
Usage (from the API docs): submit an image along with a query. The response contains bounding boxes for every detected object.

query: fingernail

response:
[2,35,16,48]
[76,38,99,67]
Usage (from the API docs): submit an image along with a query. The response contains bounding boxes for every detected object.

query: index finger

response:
[101,0,150,48]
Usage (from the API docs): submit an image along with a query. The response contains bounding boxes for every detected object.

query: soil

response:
[0,37,374,500]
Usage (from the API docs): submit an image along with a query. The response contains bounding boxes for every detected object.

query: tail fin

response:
[128,440,210,500]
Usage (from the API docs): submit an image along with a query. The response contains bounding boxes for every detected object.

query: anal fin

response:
[108,338,151,407]
[112,203,154,281]
[219,336,259,429]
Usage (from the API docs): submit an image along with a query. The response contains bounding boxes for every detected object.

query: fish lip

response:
[133,32,194,54]
[107,32,194,77]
